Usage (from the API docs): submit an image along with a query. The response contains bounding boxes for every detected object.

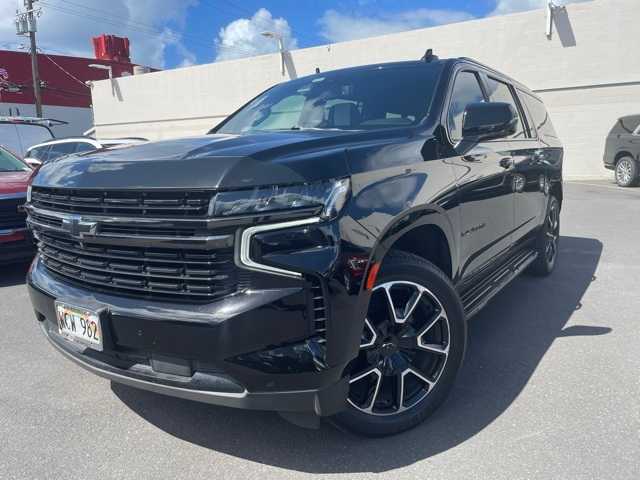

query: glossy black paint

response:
[26,58,563,415]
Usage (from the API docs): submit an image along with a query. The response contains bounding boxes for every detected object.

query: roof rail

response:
[0,116,69,127]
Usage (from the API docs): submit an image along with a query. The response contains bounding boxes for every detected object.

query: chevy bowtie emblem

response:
[61,215,98,238]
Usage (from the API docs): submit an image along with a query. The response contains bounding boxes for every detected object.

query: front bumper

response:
[28,257,352,416]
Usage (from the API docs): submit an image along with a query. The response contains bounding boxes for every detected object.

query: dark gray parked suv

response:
[604,114,640,187]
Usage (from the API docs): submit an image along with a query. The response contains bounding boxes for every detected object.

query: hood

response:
[32,129,410,190]
[0,170,32,195]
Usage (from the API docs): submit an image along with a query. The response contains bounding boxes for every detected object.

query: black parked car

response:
[604,114,640,187]
[26,56,563,436]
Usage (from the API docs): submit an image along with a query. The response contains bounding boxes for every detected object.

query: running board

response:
[461,249,538,319]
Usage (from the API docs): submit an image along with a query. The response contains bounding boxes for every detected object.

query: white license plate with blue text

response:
[55,302,103,350]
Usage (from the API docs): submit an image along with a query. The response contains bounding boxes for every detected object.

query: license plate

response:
[55,302,103,351]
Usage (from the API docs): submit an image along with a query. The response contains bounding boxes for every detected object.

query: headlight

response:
[212,178,350,219]
[27,185,32,203]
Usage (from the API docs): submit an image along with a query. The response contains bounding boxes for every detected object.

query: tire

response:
[615,156,639,187]
[332,251,467,437]
[528,195,560,276]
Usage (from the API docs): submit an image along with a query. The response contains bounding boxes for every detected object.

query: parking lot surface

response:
[1,182,638,480]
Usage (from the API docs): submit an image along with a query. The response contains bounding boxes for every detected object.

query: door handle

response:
[499,157,513,169]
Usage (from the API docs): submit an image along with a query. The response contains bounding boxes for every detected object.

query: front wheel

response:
[332,251,466,437]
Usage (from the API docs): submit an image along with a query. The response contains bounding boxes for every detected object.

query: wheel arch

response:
[365,205,458,282]
[614,151,635,164]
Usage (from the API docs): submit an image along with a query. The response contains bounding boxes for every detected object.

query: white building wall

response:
[91,0,640,180]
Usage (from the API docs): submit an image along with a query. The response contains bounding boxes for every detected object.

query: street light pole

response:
[261,31,285,76]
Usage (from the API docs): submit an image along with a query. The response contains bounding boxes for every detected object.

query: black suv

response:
[604,114,640,187]
[26,56,563,436]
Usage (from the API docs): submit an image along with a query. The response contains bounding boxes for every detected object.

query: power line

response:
[37,48,90,88]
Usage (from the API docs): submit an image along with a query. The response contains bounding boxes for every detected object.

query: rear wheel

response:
[529,195,560,276]
[615,156,639,187]
[333,252,466,437]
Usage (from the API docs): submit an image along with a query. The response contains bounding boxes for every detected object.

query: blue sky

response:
[0,0,585,69]
[173,0,497,66]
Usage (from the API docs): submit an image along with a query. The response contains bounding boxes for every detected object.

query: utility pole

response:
[16,0,43,117]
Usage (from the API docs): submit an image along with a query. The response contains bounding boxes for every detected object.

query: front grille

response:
[0,197,27,230]
[36,231,237,300]
[31,187,213,218]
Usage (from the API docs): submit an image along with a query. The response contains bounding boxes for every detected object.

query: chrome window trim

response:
[238,217,321,278]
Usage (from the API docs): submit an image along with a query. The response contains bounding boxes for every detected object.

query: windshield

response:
[0,147,29,172]
[216,64,444,135]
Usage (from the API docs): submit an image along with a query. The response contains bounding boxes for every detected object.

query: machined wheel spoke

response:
[381,282,424,324]
[402,368,435,393]
[360,318,378,349]
[349,368,382,412]
[418,343,449,355]
[348,280,451,417]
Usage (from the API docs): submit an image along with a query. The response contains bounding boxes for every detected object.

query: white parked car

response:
[0,117,61,159]
[24,136,147,166]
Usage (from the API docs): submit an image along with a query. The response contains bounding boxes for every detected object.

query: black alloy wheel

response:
[333,252,466,437]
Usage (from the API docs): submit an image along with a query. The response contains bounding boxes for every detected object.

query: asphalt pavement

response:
[1,181,638,480]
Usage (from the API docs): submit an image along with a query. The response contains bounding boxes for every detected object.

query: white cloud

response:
[214,8,298,62]
[318,8,475,43]
[0,0,197,68]
[491,0,590,16]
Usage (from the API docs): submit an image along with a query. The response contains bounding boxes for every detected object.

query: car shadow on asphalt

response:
[0,261,30,288]
[112,235,605,474]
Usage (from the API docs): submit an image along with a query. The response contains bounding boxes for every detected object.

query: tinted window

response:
[617,116,640,135]
[485,77,525,139]
[217,64,444,134]
[0,147,29,172]
[448,71,486,142]
[522,92,558,139]
[73,142,97,153]
[47,142,78,160]
[26,145,51,161]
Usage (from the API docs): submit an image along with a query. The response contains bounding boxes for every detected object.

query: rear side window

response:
[614,116,640,135]
[485,77,525,139]
[522,93,558,139]
[47,142,78,161]
[26,145,51,161]
[73,142,97,153]
[448,71,486,142]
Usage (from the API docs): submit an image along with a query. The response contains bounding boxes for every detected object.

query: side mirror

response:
[462,102,518,142]
[24,158,42,169]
